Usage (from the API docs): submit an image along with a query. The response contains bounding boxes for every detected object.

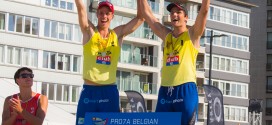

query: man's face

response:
[170,6,188,27]
[97,6,114,28]
[16,70,33,87]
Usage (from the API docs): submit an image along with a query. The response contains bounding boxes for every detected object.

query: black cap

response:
[167,3,188,15]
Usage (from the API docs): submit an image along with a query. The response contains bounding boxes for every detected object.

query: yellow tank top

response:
[83,28,120,84]
[161,31,198,86]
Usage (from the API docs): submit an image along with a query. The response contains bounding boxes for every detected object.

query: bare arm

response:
[138,0,171,40]
[2,97,17,125]
[75,0,94,44]
[114,0,145,45]
[189,0,210,47]
[9,95,48,125]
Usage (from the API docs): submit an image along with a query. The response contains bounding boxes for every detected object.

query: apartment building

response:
[0,0,256,124]
[247,0,272,125]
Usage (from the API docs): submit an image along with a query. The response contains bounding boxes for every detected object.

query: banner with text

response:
[84,112,182,125]
[203,85,224,125]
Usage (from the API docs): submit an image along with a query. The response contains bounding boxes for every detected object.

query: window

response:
[16,16,23,33]
[49,21,57,38]
[267,99,272,115]
[203,29,248,51]
[267,77,272,92]
[41,82,80,103]
[267,120,272,125]
[121,44,132,63]
[45,0,51,6]
[232,36,237,48]
[224,107,229,120]
[116,70,132,91]
[0,45,4,63]
[14,48,21,65]
[53,0,59,7]
[223,106,247,121]
[4,45,37,66]
[44,20,50,37]
[226,82,230,95]
[220,58,225,70]
[268,10,272,27]
[210,78,247,98]
[43,51,56,69]
[73,56,80,72]
[209,5,249,28]
[32,18,39,35]
[232,12,237,25]
[8,14,15,31]
[8,14,39,36]
[66,24,72,40]
[231,84,236,96]
[23,49,38,67]
[268,55,272,71]
[24,17,31,34]
[269,0,272,6]
[45,0,74,11]
[60,0,66,9]
[56,84,62,101]
[7,46,21,65]
[43,51,80,72]
[44,20,79,42]
[72,86,79,102]
[0,13,5,30]
[57,54,71,71]
[206,54,248,74]
[67,2,74,11]
[58,23,65,39]
[41,83,48,97]
[268,33,272,49]
[213,57,219,70]
[74,25,82,42]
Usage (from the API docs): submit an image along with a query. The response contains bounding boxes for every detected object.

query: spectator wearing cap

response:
[138,0,210,124]
[74,0,144,124]
[2,67,48,125]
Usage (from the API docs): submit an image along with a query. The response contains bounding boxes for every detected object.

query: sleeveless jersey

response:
[83,28,120,84]
[161,31,198,86]
[10,93,41,125]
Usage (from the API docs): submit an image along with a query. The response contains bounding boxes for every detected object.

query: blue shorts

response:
[156,82,198,125]
[75,84,119,125]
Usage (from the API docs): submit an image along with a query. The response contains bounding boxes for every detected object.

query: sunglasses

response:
[19,73,34,78]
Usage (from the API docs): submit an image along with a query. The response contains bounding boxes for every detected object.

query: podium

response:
[84,112,182,125]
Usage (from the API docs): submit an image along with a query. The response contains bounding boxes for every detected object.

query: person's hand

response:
[9,97,23,114]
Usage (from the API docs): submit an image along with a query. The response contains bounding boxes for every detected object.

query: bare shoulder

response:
[39,95,48,103]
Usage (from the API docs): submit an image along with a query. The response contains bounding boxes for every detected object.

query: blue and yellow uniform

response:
[76,28,120,125]
[156,31,199,124]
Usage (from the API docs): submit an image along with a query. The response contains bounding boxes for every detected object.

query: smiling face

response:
[170,6,188,27]
[96,6,114,29]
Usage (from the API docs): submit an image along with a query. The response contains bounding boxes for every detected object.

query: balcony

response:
[119,51,158,67]
[116,78,158,95]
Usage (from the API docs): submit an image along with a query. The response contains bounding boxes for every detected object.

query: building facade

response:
[247,0,272,125]
[0,0,255,124]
